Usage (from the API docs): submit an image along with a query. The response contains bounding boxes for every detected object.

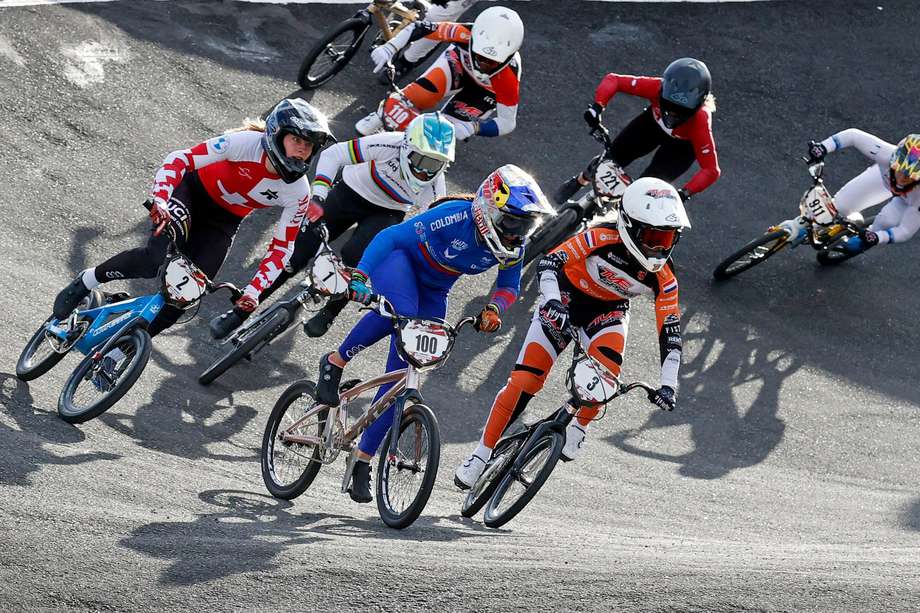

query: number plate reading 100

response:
[400,320,450,366]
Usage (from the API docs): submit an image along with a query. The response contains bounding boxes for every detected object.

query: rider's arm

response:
[490,259,523,312]
[593,73,662,108]
[681,111,721,195]
[410,21,472,45]
[652,265,682,390]
[312,133,402,199]
[476,63,520,137]
[536,250,566,303]
[873,197,920,245]
[150,130,251,204]
[244,194,310,300]
[820,129,895,165]
[354,215,423,277]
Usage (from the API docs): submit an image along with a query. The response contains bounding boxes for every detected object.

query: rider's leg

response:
[402,1,478,63]
[305,197,405,337]
[640,137,695,183]
[868,198,920,245]
[833,165,891,217]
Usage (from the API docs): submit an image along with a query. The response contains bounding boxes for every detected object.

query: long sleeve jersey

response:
[312,132,446,211]
[150,129,309,299]
[356,199,521,312]
[538,225,682,389]
[594,73,720,195]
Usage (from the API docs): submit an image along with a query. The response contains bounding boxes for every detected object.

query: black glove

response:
[583,102,604,130]
[650,385,676,411]
[806,140,828,164]
[860,228,879,247]
[677,188,691,203]
[539,298,569,332]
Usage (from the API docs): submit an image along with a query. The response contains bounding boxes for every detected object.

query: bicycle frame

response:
[365,0,428,42]
[45,293,164,357]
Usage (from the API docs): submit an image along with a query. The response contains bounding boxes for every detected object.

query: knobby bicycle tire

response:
[376,404,440,529]
[198,308,291,385]
[712,230,789,280]
[261,379,326,500]
[483,430,564,529]
[58,327,152,424]
[297,17,370,89]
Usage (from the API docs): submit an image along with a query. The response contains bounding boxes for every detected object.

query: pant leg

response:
[640,137,696,183]
[869,198,920,244]
[608,107,670,169]
[573,311,629,426]
[402,49,452,111]
[833,165,892,216]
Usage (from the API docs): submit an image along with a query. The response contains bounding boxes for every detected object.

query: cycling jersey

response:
[593,73,720,195]
[150,129,309,298]
[356,198,521,310]
[312,132,446,211]
[820,129,920,245]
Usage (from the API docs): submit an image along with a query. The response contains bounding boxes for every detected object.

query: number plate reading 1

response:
[800,184,838,225]
[399,320,450,367]
[164,258,206,304]
[594,161,629,199]
[571,357,619,404]
[311,253,349,295]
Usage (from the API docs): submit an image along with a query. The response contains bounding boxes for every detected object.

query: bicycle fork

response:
[509,404,575,477]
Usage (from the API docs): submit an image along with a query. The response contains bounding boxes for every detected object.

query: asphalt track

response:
[1,1,919,611]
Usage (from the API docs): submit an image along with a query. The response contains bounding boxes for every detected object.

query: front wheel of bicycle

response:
[712,230,789,280]
[261,380,328,500]
[198,308,291,385]
[376,404,440,529]
[483,430,564,529]
[460,436,523,519]
[57,327,152,424]
[297,17,369,89]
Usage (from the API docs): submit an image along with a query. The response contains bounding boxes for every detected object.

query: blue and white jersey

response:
[356,199,521,309]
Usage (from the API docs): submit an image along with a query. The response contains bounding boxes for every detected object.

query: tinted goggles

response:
[497,213,538,248]
[637,226,678,254]
[472,53,503,75]
[408,151,446,179]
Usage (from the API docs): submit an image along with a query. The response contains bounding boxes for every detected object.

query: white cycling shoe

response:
[355,110,384,136]
[454,453,488,490]
[561,421,588,462]
[777,216,807,241]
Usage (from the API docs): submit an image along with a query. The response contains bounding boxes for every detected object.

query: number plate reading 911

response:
[399,320,450,367]
[571,357,619,404]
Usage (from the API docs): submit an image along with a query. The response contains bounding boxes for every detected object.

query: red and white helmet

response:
[465,6,524,82]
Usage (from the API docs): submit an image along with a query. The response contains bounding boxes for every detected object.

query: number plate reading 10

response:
[400,320,450,366]
[571,358,619,404]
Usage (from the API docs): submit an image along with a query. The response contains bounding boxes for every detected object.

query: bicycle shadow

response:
[0,372,120,487]
[606,302,795,480]
[120,488,492,585]
[900,498,920,532]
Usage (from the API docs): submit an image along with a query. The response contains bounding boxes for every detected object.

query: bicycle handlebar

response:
[362,294,482,336]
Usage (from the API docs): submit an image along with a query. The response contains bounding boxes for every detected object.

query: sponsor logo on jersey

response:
[238,167,252,179]
[588,310,626,330]
[598,267,633,293]
[212,136,227,152]
[645,189,676,199]
[414,221,426,237]
[663,314,680,325]
[430,210,469,231]
[260,189,279,201]
[451,239,468,251]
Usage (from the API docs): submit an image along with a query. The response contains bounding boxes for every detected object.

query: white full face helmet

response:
[616,177,691,272]
[466,6,524,81]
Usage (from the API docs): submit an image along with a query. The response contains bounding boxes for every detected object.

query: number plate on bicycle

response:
[398,320,450,368]
[799,183,838,225]
[163,257,206,306]
[310,252,349,295]
[594,160,629,199]
[568,354,620,404]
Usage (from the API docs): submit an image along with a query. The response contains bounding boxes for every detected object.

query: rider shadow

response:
[0,372,120,486]
[120,488,489,586]
[606,303,796,480]
[899,498,920,532]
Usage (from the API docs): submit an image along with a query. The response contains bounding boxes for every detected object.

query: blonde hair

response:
[225,117,266,134]
[703,93,717,113]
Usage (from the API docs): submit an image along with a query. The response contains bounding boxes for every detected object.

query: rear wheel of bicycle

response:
[376,404,440,529]
[460,436,523,519]
[816,244,865,266]
[198,308,291,385]
[57,327,152,424]
[297,17,369,89]
[16,290,105,382]
[712,230,789,280]
[483,430,564,529]
[524,207,581,266]
[261,380,327,500]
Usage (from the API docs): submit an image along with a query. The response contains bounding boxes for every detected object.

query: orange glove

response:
[476,303,502,333]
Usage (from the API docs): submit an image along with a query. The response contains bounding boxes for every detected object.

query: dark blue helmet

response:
[262,98,334,183]
[660,58,711,129]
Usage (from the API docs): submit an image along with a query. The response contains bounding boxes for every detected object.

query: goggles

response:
[408,151,446,181]
[637,226,679,257]
[472,52,503,75]
[496,213,538,248]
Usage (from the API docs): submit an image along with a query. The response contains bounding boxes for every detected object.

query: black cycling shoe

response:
[316,353,343,406]
[554,175,583,205]
[303,299,347,338]
[348,460,373,503]
[52,274,91,320]
[209,309,248,340]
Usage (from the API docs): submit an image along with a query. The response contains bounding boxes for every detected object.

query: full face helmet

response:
[465,6,524,81]
[400,112,456,192]
[472,164,554,264]
[889,134,920,195]
[659,57,711,130]
[617,177,691,272]
[262,98,334,183]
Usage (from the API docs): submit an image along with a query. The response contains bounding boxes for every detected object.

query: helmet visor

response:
[892,168,920,194]
[637,226,678,257]
[472,52,503,75]
[407,151,446,181]
[496,213,538,249]
[660,98,695,128]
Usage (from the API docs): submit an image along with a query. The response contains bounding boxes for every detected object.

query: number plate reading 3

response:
[164,258,206,305]
[594,161,629,199]
[400,320,450,367]
[571,357,619,404]
[311,253,349,295]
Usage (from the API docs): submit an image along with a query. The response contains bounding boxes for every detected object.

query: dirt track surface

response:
[1,1,919,610]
